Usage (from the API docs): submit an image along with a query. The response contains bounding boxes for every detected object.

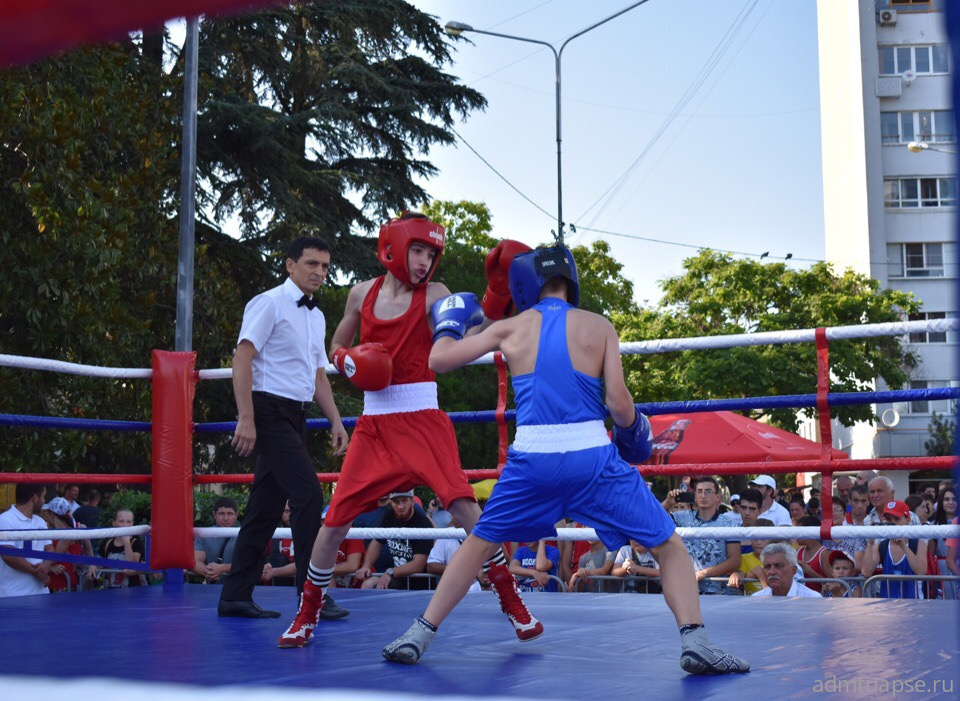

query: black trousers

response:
[220,392,323,603]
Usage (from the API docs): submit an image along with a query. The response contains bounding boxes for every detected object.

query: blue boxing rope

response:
[2,384,958,433]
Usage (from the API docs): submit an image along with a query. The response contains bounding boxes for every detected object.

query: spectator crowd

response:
[2,474,957,599]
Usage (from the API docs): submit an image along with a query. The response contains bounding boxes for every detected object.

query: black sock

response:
[679,624,704,636]
[417,616,438,633]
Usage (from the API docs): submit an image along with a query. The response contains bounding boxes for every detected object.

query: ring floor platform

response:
[1,585,957,700]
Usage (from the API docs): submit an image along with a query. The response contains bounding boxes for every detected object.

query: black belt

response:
[253,391,311,411]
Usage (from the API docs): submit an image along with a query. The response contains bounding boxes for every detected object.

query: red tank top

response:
[360,276,434,385]
[797,544,827,592]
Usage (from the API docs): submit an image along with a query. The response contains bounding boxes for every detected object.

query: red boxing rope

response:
[4,456,955,487]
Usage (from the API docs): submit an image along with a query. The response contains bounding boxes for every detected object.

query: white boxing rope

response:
[616,317,959,357]
[9,524,958,546]
[193,524,960,542]
[0,526,150,541]
[0,354,152,378]
[3,318,955,377]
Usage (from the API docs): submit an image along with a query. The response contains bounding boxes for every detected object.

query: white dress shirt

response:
[238,277,329,402]
[752,580,822,597]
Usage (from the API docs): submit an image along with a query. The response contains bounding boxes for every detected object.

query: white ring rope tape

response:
[0,526,150,541]
[7,525,959,542]
[3,318,956,377]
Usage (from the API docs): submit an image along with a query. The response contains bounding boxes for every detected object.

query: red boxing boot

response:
[488,564,544,641]
[278,580,325,648]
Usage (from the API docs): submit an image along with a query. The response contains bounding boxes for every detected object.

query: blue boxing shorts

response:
[471,440,676,552]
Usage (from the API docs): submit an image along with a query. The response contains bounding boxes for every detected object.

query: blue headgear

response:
[508,245,580,312]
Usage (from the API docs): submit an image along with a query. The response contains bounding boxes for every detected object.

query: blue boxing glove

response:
[431,293,485,342]
[612,407,653,464]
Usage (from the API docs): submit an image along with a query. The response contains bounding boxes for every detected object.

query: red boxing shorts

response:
[324,408,476,527]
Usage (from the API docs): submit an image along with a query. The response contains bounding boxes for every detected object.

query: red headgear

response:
[377,213,445,288]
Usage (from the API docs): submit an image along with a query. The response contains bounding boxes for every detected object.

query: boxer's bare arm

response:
[429,318,513,373]
[600,320,636,428]
[330,281,372,354]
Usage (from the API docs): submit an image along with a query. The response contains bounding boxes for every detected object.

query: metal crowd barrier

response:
[862,574,960,598]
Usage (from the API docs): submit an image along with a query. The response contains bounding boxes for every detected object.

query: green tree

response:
[0,2,489,477]
[619,251,920,431]
[925,410,956,457]
[191,1,486,278]
[0,44,179,472]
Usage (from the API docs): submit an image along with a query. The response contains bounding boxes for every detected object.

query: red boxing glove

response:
[481,239,532,320]
[331,343,393,391]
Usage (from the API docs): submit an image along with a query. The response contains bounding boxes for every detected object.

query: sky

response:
[406,0,825,305]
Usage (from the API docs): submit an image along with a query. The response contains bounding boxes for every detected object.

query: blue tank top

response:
[878,539,921,599]
[511,300,606,426]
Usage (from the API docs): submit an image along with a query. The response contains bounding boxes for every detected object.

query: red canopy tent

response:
[645,411,848,465]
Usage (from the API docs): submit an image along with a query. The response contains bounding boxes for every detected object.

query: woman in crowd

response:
[100,508,146,587]
[931,487,957,599]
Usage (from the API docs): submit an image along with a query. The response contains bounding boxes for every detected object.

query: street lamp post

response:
[445,1,649,245]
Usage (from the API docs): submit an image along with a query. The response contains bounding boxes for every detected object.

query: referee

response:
[218,236,349,619]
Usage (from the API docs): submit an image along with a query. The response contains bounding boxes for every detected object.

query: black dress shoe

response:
[218,600,282,618]
[320,593,350,620]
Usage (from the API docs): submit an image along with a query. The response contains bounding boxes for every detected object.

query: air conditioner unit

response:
[879,9,897,26]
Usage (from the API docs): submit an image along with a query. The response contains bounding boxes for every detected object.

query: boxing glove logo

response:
[440,296,465,311]
[342,356,357,378]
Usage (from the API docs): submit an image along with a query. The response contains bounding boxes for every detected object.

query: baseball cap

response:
[748,475,777,490]
[729,494,740,504]
[828,550,854,566]
[42,497,72,516]
[389,490,415,499]
[882,500,910,520]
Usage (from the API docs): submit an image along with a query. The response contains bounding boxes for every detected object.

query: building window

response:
[887,243,945,277]
[880,110,956,144]
[879,45,950,76]
[907,311,949,343]
[884,177,957,208]
[895,380,959,415]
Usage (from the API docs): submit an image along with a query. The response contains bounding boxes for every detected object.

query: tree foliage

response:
[192,0,485,280]
[618,251,920,430]
[0,2,487,476]
[925,410,956,457]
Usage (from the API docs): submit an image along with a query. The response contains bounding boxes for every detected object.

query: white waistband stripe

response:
[513,420,609,453]
[363,381,439,415]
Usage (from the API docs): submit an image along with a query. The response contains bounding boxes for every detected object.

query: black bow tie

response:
[297,295,318,310]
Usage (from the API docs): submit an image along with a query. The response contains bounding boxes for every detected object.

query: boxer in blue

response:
[382,244,749,675]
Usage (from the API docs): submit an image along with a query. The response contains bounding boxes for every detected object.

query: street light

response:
[445,1,650,244]
[907,140,957,154]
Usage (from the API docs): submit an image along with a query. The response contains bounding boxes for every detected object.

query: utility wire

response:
[449,126,555,220]
[577,0,760,226]
[605,0,776,225]
[449,127,912,269]
[452,127,820,264]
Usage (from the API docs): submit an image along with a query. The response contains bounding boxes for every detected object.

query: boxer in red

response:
[278,212,540,649]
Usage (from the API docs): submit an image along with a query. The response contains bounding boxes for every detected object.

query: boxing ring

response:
[1,319,959,699]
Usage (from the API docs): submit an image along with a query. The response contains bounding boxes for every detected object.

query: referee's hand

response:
[232,416,256,457]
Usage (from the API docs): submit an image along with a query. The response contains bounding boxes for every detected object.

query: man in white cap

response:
[748,475,791,527]
[353,491,435,590]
